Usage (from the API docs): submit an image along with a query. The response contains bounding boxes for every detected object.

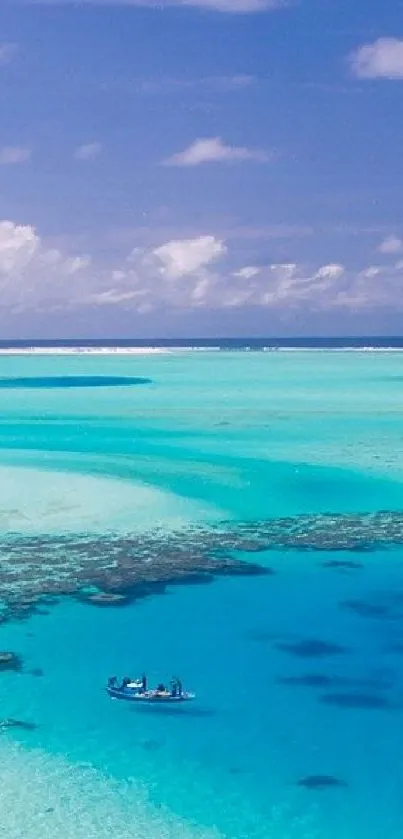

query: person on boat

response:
[121,676,131,690]
[171,677,182,697]
[108,676,117,689]
[156,683,166,695]
[141,673,147,692]
[169,677,183,697]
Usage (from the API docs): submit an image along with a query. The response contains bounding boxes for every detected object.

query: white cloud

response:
[0,221,39,273]
[361,266,381,278]
[86,254,403,313]
[164,137,270,167]
[234,266,261,279]
[25,0,284,14]
[93,289,147,305]
[3,217,403,318]
[314,264,344,281]
[0,43,18,66]
[378,235,403,255]
[64,255,92,274]
[74,142,102,161]
[153,235,227,278]
[0,147,31,165]
[351,38,403,80]
[87,255,349,313]
[0,220,93,313]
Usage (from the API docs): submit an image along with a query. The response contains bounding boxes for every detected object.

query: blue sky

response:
[0,0,402,337]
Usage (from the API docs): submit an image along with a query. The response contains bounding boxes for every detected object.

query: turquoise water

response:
[1,351,403,837]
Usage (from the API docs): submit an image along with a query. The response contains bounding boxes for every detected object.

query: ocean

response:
[0,344,403,839]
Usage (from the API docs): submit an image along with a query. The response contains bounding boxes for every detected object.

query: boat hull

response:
[106,687,195,703]
[133,692,195,703]
[106,686,140,701]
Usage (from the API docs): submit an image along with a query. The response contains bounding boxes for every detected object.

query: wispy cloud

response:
[113,74,256,95]
[0,147,31,165]
[181,0,284,13]
[164,137,271,167]
[234,266,261,279]
[197,74,255,90]
[74,142,102,161]
[24,0,286,14]
[0,43,18,66]
[350,38,403,79]
[378,235,403,255]
[85,252,403,313]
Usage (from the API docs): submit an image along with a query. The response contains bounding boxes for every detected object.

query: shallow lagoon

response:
[1,350,403,838]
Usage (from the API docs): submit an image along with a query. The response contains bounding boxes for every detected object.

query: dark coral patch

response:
[0,652,23,672]
[0,718,37,731]
[279,672,394,690]
[278,673,334,688]
[341,599,389,619]
[275,639,348,658]
[297,775,348,789]
[320,692,395,710]
[30,668,44,678]
[141,739,163,752]
[322,560,363,570]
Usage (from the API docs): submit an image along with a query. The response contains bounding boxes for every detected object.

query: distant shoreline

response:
[1,344,403,355]
[0,347,168,355]
[0,336,403,354]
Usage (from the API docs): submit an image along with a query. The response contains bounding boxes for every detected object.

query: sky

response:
[0,0,402,337]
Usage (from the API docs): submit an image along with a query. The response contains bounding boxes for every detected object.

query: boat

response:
[106,677,195,703]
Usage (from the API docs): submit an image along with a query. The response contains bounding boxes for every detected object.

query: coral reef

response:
[1,507,403,623]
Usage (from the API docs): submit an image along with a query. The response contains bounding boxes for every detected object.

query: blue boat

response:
[106,676,195,703]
